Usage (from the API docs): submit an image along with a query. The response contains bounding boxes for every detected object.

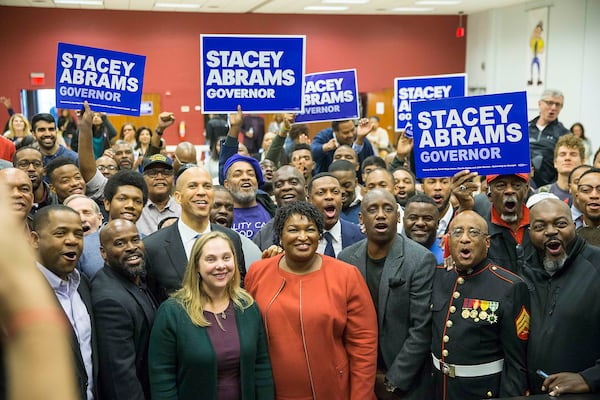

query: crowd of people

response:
[0,88,599,400]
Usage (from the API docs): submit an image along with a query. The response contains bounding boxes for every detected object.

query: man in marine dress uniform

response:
[430,211,529,400]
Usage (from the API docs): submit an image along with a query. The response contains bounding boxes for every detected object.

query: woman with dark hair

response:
[71,112,117,158]
[149,231,274,400]
[133,126,152,170]
[206,135,225,180]
[245,202,378,400]
[571,122,592,163]
[58,109,77,147]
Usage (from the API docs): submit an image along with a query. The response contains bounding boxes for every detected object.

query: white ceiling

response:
[0,0,531,16]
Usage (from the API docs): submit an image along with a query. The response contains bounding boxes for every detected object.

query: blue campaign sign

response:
[201,35,306,113]
[411,91,531,178]
[295,69,359,123]
[56,43,146,116]
[394,73,466,133]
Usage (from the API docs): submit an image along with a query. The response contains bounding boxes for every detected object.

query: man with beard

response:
[64,194,103,236]
[339,190,436,400]
[253,165,306,251]
[453,172,533,274]
[136,154,181,236]
[223,153,276,240]
[208,185,262,271]
[573,168,600,228]
[403,194,443,264]
[392,167,417,209]
[529,90,569,188]
[91,219,157,400]
[431,211,529,400]
[309,173,364,258]
[329,159,361,224]
[31,113,78,166]
[31,205,98,400]
[13,146,57,214]
[421,176,454,237]
[312,118,375,174]
[78,170,148,280]
[523,198,600,396]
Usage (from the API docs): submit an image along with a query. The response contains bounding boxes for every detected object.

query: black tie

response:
[323,231,335,258]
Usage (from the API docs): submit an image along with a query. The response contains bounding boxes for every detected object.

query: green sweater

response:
[148,298,274,400]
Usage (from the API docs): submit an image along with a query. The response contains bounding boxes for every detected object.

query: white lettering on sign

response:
[205,50,284,68]
[205,69,295,86]
[417,104,522,148]
[398,85,452,100]
[59,52,139,92]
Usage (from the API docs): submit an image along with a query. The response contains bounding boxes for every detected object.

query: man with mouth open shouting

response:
[431,210,529,400]
[308,172,364,258]
[453,172,533,274]
[31,205,99,400]
[523,198,600,397]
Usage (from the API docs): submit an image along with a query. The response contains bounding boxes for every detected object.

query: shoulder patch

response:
[489,263,524,284]
[515,306,530,340]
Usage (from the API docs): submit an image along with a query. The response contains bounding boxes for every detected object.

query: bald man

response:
[523,198,600,396]
[143,167,245,302]
[431,211,529,399]
[172,142,197,174]
[0,167,34,226]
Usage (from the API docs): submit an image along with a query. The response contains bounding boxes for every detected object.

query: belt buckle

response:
[441,362,456,378]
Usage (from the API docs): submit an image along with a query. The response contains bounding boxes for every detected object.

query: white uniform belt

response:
[432,353,504,378]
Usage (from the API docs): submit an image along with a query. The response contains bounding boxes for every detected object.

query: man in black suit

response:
[91,219,157,400]
[339,190,436,399]
[308,172,364,258]
[31,205,98,400]
[143,166,245,302]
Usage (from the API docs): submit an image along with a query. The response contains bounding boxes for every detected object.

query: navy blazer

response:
[143,222,245,303]
[340,218,365,251]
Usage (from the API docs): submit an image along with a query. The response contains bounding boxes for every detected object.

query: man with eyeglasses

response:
[95,156,118,179]
[523,197,600,397]
[431,210,529,400]
[452,172,533,274]
[529,89,569,188]
[573,168,600,228]
[136,154,181,236]
[339,189,436,400]
[13,146,58,214]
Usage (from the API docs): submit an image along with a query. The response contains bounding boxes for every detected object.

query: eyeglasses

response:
[97,165,118,172]
[450,227,488,239]
[16,160,43,169]
[144,168,174,178]
[577,184,600,194]
[541,99,563,108]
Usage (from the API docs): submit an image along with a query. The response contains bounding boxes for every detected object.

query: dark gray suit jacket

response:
[91,265,157,400]
[143,222,245,303]
[338,234,436,398]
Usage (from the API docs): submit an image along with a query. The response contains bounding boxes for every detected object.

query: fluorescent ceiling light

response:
[322,0,369,4]
[154,2,201,8]
[416,0,461,5]
[304,5,349,10]
[54,0,102,4]
[392,7,434,12]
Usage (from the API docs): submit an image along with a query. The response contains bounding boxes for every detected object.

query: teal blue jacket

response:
[148,298,274,400]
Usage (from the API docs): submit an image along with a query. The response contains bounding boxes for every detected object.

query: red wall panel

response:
[0,6,466,145]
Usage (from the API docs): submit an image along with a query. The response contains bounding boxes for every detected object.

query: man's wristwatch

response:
[384,378,397,393]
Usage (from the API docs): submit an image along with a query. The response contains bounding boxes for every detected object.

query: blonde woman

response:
[148,231,274,400]
[3,113,32,145]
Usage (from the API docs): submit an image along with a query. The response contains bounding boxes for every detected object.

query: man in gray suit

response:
[339,189,436,399]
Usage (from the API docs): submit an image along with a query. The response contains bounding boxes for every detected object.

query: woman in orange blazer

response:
[245,201,378,400]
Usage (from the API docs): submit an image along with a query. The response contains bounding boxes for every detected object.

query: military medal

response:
[462,309,470,319]
[479,300,489,321]
[488,301,499,324]
[470,299,480,319]
[469,309,478,318]
[461,298,472,319]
